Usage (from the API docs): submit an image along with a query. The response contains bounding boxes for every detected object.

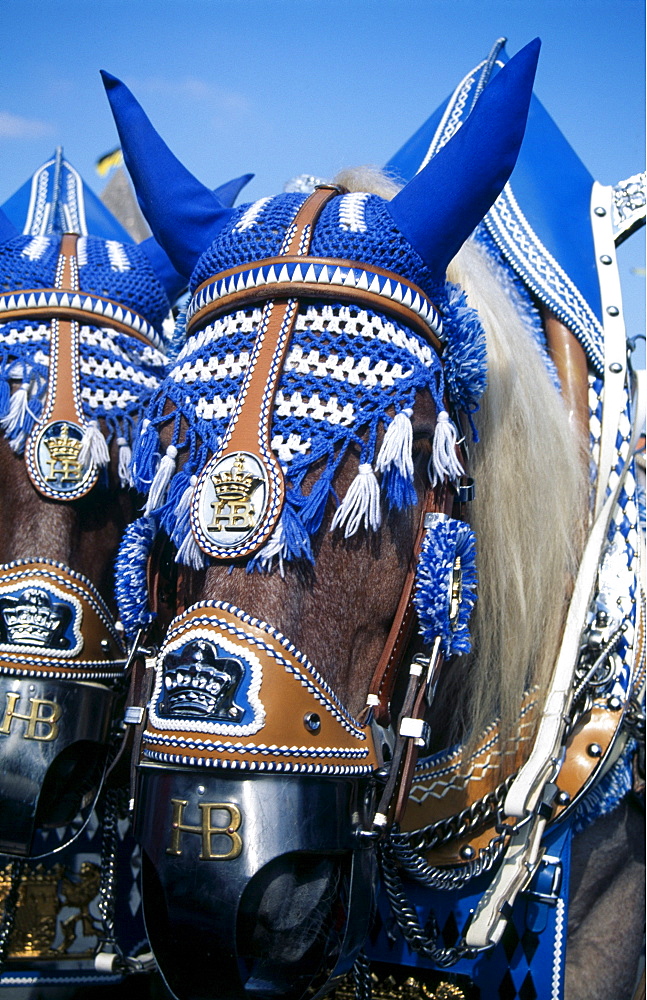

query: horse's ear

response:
[214,173,254,207]
[0,207,19,243]
[137,237,188,303]
[101,70,237,278]
[137,173,255,302]
[387,38,540,279]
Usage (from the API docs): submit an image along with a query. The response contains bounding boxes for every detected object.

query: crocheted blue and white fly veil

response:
[0,150,179,486]
[104,41,540,632]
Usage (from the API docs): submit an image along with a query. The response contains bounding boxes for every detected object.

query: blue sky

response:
[0,0,644,363]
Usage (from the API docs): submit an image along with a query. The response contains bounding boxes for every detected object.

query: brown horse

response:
[103,37,644,1000]
[0,181,174,988]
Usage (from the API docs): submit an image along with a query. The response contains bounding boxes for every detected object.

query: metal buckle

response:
[524,855,562,905]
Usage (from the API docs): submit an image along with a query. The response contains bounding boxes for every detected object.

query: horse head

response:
[104,40,541,1000]
[0,184,174,858]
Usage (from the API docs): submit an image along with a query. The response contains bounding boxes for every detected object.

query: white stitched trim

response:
[76,236,88,267]
[551,897,566,1000]
[234,197,272,231]
[106,240,130,272]
[339,192,369,232]
[22,236,49,261]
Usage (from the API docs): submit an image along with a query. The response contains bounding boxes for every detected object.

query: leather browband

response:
[186,256,443,354]
[0,291,162,348]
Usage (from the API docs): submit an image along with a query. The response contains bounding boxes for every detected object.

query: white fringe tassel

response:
[117,437,133,488]
[174,475,197,523]
[1,383,32,447]
[176,527,206,570]
[252,518,288,577]
[374,407,414,478]
[330,463,381,538]
[79,420,111,468]
[145,444,178,514]
[430,411,464,485]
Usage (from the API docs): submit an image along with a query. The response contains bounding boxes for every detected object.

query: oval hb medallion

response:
[190,451,271,557]
[25,420,98,501]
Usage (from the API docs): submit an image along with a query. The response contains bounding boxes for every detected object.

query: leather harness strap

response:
[23,233,102,501]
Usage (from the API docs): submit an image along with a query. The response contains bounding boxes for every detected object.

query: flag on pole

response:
[96,146,123,177]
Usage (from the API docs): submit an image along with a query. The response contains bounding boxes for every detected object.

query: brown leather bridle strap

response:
[365,478,454,727]
[23,234,102,501]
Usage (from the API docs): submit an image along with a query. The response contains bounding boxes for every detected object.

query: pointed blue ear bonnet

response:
[137,173,254,300]
[386,38,540,278]
[103,38,539,284]
[101,70,238,278]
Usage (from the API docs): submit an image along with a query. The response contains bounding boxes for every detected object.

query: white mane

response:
[335,167,589,752]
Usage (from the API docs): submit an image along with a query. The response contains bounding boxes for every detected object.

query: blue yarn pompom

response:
[441,281,488,430]
[114,515,157,639]
[414,514,477,657]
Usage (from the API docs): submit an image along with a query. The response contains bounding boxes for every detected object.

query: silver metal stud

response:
[556,790,571,806]
[606,306,620,317]
[599,255,612,265]
[197,785,206,795]
[609,362,623,373]
[608,695,622,711]
[460,844,476,860]
[587,743,603,758]
[304,712,321,734]
[594,207,607,217]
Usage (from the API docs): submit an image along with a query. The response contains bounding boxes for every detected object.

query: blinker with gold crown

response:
[191,450,268,554]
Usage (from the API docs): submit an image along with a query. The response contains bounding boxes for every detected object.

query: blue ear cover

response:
[387,38,540,279]
[214,173,254,209]
[0,207,19,245]
[137,173,254,302]
[101,70,237,278]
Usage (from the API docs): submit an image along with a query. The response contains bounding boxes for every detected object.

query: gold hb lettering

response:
[208,498,256,532]
[167,799,243,860]
[0,692,62,741]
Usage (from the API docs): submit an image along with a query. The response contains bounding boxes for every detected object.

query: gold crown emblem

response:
[44,424,83,464]
[211,453,260,504]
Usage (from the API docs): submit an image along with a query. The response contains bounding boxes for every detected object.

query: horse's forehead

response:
[189,192,436,297]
